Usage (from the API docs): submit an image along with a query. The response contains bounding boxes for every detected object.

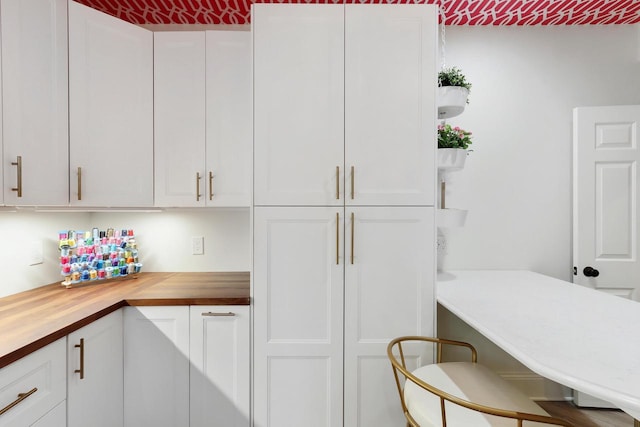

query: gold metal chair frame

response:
[387,336,575,427]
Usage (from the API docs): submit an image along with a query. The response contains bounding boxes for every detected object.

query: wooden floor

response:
[537,401,635,427]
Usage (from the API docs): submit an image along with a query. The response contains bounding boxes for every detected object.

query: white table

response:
[437,270,640,422]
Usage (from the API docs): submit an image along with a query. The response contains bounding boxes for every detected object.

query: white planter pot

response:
[437,86,469,119]
[437,148,467,170]
[436,208,467,228]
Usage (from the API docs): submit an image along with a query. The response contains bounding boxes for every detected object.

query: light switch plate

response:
[192,236,204,255]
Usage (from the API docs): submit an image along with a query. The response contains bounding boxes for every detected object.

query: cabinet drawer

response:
[0,339,66,427]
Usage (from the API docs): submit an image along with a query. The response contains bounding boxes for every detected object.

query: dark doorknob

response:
[583,266,600,277]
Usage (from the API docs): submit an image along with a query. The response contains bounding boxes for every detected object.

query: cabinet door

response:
[345,5,437,206]
[124,306,189,427]
[68,1,153,207]
[190,305,250,427]
[344,206,435,427]
[253,5,344,206]
[253,207,344,426]
[67,310,123,427]
[30,400,65,427]
[1,0,68,206]
[154,31,206,207]
[206,31,252,207]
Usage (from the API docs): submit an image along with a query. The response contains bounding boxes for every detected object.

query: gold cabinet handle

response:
[11,156,22,197]
[209,171,214,201]
[336,166,340,200]
[75,338,85,379]
[196,172,202,202]
[441,180,446,209]
[350,166,355,200]
[202,311,235,317]
[336,212,340,265]
[0,387,37,416]
[77,167,82,201]
[350,212,354,264]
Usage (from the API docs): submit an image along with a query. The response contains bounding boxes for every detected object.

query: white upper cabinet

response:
[253,5,345,206]
[1,0,69,206]
[68,1,153,207]
[345,5,436,206]
[154,31,206,207]
[205,31,252,207]
[154,30,251,207]
[253,4,436,207]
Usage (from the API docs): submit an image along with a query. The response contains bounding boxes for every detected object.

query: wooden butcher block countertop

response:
[0,272,250,368]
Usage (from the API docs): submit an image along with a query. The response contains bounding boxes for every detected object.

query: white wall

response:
[0,209,250,298]
[0,210,91,297]
[437,23,640,399]
[440,23,640,279]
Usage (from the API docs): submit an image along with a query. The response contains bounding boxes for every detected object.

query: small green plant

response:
[438,67,472,91]
[438,123,472,150]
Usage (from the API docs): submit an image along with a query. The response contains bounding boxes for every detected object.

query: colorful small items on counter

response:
[59,228,142,288]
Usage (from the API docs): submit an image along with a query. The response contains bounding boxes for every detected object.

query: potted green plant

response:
[437,66,471,119]
[437,123,472,170]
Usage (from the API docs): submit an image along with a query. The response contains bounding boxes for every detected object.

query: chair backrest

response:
[387,336,575,427]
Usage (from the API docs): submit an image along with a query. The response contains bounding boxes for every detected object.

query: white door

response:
[253,5,344,206]
[67,310,123,427]
[573,105,640,300]
[68,1,153,207]
[206,31,252,207]
[154,31,206,207]
[344,207,435,427]
[2,0,68,206]
[345,5,436,207]
[253,207,344,427]
[190,306,250,427]
[124,306,190,427]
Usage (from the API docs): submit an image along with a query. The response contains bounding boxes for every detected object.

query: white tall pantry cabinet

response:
[252,4,437,426]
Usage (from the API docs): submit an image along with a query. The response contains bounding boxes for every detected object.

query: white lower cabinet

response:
[67,310,123,427]
[31,400,66,427]
[253,206,435,427]
[0,339,66,427]
[124,306,190,427]
[124,305,250,426]
[190,306,250,427]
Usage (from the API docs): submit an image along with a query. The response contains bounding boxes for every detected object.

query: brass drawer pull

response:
[350,166,355,200]
[77,167,82,201]
[350,212,355,264]
[209,171,214,201]
[336,212,340,265]
[202,312,235,317]
[196,172,202,201]
[11,156,22,197]
[75,338,85,379]
[0,387,38,416]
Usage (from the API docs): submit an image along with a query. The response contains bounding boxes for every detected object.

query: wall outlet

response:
[192,236,204,255]
[28,240,44,266]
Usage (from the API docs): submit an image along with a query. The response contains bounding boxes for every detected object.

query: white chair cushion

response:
[404,362,552,426]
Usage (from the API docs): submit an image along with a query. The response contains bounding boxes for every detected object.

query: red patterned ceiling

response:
[76,0,640,26]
